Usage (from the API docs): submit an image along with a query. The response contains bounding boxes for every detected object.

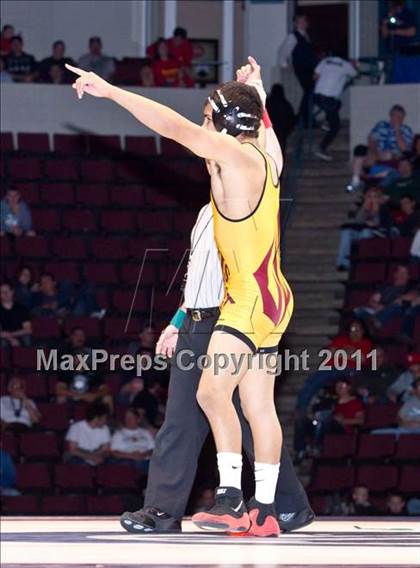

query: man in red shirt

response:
[0,25,14,57]
[167,27,194,87]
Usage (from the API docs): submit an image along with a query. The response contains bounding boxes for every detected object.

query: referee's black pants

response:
[144,313,310,520]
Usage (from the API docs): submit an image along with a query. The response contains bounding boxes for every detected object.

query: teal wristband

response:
[170,308,186,329]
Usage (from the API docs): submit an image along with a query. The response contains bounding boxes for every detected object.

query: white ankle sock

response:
[254,462,280,504]
[217,452,242,490]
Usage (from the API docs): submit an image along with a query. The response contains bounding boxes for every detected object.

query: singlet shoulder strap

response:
[242,142,279,188]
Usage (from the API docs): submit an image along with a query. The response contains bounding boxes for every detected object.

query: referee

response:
[120,203,314,534]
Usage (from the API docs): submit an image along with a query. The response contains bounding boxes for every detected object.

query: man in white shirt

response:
[65,402,111,466]
[313,54,357,161]
[0,376,41,432]
[111,408,155,472]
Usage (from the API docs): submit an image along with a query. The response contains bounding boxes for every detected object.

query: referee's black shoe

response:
[278,506,315,532]
[120,507,181,533]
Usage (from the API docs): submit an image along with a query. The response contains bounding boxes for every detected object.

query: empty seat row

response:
[350,259,419,284]
[319,433,420,461]
[352,236,415,260]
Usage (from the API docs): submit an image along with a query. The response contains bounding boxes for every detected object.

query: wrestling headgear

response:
[207,89,260,137]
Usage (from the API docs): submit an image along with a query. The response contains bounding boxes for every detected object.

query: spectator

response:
[0,186,34,237]
[132,378,163,427]
[313,53,357,161]
[387,352,420,403]
[409,134,420,174]
[47,63,65,84]
[326,379,365,435]
[278,10,317,127]
[65,402,111,465]
[152,38,181,87]
[0,56,13,83]
[352,347,398,404]
[347,486,378,516]
[0,376,41,432]
[266,84,296,151]
[348,104,414,192]
[398,378,420,430]
[0,446,20,496]
[391,195,419,237]
[384,159,420,205]
[78,36,115,80]
[38,40,75,83]
[193,487,215,513]
[0,24,15,56]
[0,282,32,347]
[140,64,155,87]
[13,266,37,310]
[56,327,113,411]
[381,0,417,54]
[110,408,155,472]
[336,187,392,270]
[4,35,37,82]
[167,27,194,87]
[385,493,407,516]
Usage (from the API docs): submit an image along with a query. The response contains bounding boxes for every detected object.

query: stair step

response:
[287,270,347,283]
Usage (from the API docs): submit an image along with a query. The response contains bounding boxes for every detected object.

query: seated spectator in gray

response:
[387,353,420,403]
[0,376,41,432]
[398,378,420,430]
[78,36,115,80]
[65,402,111,465]
[0,186,35,237]
[4,35,37,82]
[110,408,155,472]
[0,282,32,347]
[38,40,75,83]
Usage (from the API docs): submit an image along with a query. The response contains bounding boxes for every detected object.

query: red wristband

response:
[262,109,272,129]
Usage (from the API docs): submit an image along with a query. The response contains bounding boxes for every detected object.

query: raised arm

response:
[65,64,248,165]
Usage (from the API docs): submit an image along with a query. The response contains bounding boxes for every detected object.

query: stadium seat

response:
[15,236,49,258]
[398,465,420,492]
[45,158,79,181]
[41,495,86,514]
[101,210,135,233]
[382,344,408,367]
[44,261,80,282]
[88,135,121,156]
[2,431,19,458]
[32,209,61,232]
[1,235,12,258]
[160,138,192,157]
[173,211,198,234]
[356,434,396,460]
[37,403,70,431]
[110,185,145,207]
[319,434,357,460]
[376,316,403,339]
[91,238,128,260]
[391,237,412,259]
[125,135,157,156]
[113,58,144,85]
[1,496,40,515]
[81,160,115,182]
[352,262,387,284]
[115,158,146,183]
[9,157,42,180]
[32,317,61,340]
[63,317,101,339]
[104,374,122,396]
[137,211,173,233]
[354,238,391,260]
[16,463,51,491]
[0,347,11,370]
[364,403,399,430]
[0,132,14,153]
[103,317,139,340]
[144,187,178,208]
[83,263,119,285]
[308,495,326,515]
[112,289,146,313]
[96,464,139,490]
[394,435,420,461]
[17,133,50,154]
[86,495,125,515]
[54,464,96,491]
[20,432,60,460]
[357,464,398,492]
[53,134,88,155]
[11,347,38,369]
[62,209,97,232]
[126,237,164,260]
[23,374,49,400]
[120,263,156,285]
[76,184,110,206]
[309,465,355,492]
[13,182,40,205]
[40,183,75,205]
[52,237,87,259]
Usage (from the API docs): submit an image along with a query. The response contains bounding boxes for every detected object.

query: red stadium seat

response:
[62,210,97,232]
[376,316,403,339]
[2,431,19,458]
[112,289,146,313]
[45,158,79,181]
[1,235,12,258]
[173,211,197,234]
[15,236,49,258]
[41,495,86,514]
[32,317,61,340]
[52,237,87,259]
[84,263,119,285]
[11,347,38,369]
[110,185,145,207]
[1,496,40,515]
[96,464,139,490]
[391,237,412,259]
[120,263,156,286]
[13,182,40,205]
[0,347,11,370]
[40,184,75,205]
[113,58,144,85]
[9,157,42,180]
[356,434,396,460]
[63,317,101,339]
[137,210,173,233]
[320,434,357,460]
[76,184,110,206]
[160,138,192,157]
[357,464,398,492]
[126,237,165,260]
[20,432,60,460]
[45,261,80,282]
[125,135,157,156]
[101,210,135,233]
[0,132,14,152]
[91,238,128,260]
[23,374,49,400]
[395,435,420,461]
[383,344,408,367]
[86,495,125,514]
[352,262,387,284]
[345,289,375,310]
[309,465,355,492]
[53,134,88,155]
[103,317,139,340]
[31,209,61,232]
[55,464,96,491]
[38,403,70,431]
[116,158,148,183]
[81,160,115,182]
[88,134,121,156]
[398,465,420,492]
[144,187,178,208]
[16,463,51,491]
[354,238,391,260]
[17,132,50,153]
[364,403,399,429]
[104,374,122,397]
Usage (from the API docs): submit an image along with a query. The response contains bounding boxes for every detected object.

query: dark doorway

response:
[298,2,349,59]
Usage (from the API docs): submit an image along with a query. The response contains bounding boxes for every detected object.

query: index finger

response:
[65,63,87,77]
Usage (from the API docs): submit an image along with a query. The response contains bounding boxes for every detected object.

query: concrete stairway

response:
[278,125,356,450]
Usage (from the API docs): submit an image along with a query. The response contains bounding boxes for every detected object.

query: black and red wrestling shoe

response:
[247,497,281,537]
[192,487,250,533]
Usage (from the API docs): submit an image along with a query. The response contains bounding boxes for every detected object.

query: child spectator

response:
[4,35,37,82]
[65,402,110,465]
[0,187,34,237]
[347,486,378,516]
[139,64,154,87]
[385,493,407,516]
[0,376,41,432]
[0,282,32,347]
[78,36,115,80]
[110,408,155,472]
